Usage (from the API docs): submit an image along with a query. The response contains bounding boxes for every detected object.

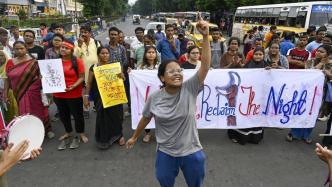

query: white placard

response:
[129,69,325,129]
[38,59,66,93]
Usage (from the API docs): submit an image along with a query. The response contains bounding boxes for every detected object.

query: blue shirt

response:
[155,32,166,42]
[179,38,189,55]
[305,41,322,53]
[157,38,180,63]
[280,40,295,56]
[43,32,54,42]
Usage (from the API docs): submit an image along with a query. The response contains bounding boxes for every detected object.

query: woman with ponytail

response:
[54,39,88,150]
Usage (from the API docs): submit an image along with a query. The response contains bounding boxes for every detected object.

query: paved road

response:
[7,17,329,187]
[96,17,151,46]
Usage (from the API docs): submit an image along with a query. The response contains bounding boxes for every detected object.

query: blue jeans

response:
[155,150,206,187]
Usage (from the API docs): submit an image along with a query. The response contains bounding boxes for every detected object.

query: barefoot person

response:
[126,14,211,187]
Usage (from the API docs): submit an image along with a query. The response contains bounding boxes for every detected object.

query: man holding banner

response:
[126,14,210,187]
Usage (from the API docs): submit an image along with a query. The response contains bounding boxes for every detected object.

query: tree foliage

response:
[131,0,311,15]
[80,0,128,17]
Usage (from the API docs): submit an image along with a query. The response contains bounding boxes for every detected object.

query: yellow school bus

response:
[232,1,332,41]
[185,22,225,48]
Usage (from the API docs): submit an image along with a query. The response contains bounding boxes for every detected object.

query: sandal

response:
[59,133,71,141]
[80,134,89,143]
[304,139,312,144]
[118,137,125,146]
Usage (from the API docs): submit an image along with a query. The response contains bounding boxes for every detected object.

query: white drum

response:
[7,115,44,160]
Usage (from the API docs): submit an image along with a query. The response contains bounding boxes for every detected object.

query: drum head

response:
[8,115,44,160]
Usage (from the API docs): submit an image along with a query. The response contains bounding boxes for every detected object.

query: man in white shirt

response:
[130,27,144,67]
[306,28,326,53]
[8,26,24,48]
[0,27,12,58]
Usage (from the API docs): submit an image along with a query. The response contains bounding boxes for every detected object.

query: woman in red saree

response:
[3,41,50,133]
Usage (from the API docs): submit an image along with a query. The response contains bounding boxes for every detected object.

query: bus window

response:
[287,7,299,27]
[288,7,298,18]
[252,9,258,17]
[310,5,332,27]
[253,9,259,17]
[244,9,250,18]
[296,11,307,28]
[278,11,289,26]
[272,8,281,17]
[267,8,273,17]
[261,8,268,17]
[257,9,262,17]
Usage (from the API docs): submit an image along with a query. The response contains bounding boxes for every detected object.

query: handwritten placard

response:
[94,63,128,108]
[38,59,66,93]
[129,69,325,129]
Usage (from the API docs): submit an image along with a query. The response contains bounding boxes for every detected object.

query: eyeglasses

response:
[166,68,183,75]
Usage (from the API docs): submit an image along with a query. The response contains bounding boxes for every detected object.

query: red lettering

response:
[239,86,260,116]
[309,86,318,115]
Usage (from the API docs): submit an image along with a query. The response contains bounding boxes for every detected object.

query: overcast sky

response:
[128,0,137,5]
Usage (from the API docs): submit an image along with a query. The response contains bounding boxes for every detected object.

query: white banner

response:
[38,59,66,93]
[129,69,325,129]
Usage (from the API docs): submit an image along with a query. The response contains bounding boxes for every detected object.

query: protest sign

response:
[38,59,66,93]
[129,69,324,129]
[94,63,128,108]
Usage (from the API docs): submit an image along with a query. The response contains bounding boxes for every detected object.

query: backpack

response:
[94,39,102,48]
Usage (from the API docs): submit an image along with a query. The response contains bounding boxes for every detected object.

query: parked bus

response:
[184,12,210,22]
[232,1,332,41]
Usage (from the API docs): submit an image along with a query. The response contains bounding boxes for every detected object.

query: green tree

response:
[17,9,28,20]
[132,0,304,15]
[80,0,128,17]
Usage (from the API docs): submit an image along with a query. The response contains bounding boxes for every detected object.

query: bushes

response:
[1,16,72,29]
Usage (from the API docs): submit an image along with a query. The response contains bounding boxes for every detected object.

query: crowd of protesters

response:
[0,18,331,186]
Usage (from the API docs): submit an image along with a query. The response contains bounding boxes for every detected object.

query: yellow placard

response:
[93,62,128,108]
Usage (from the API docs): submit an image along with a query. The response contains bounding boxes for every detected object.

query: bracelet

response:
[84,95,89,97]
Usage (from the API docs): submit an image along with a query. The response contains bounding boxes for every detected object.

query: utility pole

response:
[29,0,33,18]
[74,0,79,40]
[74,0,77,21]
